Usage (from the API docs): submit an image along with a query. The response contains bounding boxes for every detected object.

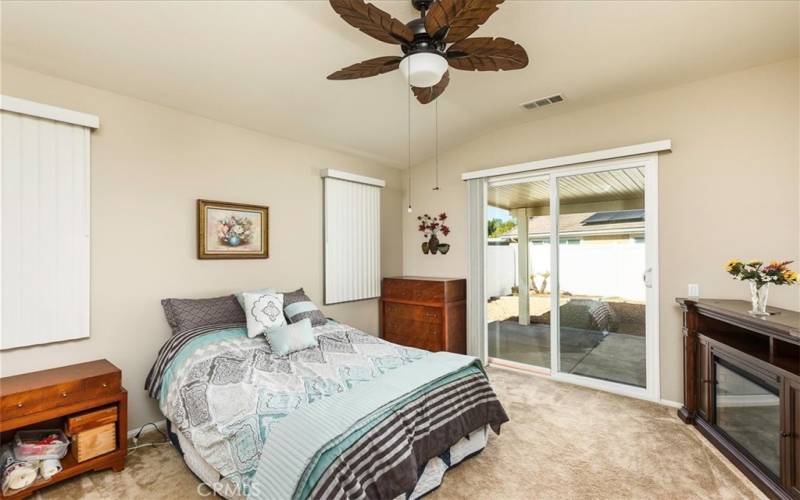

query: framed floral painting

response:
[197,200,269,259]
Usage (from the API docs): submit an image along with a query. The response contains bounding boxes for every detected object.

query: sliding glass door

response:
[485,155,659,399]
[486,176,551,369]
[555,166,648,388]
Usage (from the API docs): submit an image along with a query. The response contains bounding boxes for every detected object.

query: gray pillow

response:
[161,295,246,335]
[282,288,327,327]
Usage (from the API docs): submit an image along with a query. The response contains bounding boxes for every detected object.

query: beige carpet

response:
[33,366,764,499]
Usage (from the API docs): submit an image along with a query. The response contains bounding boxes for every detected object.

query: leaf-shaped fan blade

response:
[412,71,450,104]
[330,0,414,45]
[447,37,528,71]
[328,56,402,80]
[424,0,504,43]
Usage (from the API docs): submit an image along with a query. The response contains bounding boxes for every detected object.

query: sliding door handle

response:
[642,267,653,288]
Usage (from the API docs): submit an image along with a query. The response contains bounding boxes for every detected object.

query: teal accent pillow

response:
[235,288,275,309]
[265,318,316,357]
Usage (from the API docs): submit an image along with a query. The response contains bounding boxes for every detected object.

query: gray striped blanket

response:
[251,351,508,500]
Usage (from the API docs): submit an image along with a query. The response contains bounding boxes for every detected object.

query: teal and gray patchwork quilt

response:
[146,321,508,499]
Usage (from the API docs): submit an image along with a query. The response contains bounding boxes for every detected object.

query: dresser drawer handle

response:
[102,382,108,388]
[61,392,68,398]
[17,402,23,408]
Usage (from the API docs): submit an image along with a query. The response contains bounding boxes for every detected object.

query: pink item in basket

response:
[13,430,69,461]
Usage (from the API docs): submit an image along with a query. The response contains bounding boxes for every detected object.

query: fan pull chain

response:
[433,98,439,191]
[407,55,413,213]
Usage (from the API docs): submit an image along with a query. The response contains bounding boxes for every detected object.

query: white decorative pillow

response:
[242,292,286,338]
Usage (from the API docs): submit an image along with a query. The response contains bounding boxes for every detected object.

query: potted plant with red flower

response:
[417,213,451,255]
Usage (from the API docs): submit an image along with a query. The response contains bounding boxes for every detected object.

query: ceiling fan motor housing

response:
[411,0,434,13]
[402,18,445,56]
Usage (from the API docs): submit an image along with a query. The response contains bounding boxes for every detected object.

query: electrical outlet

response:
[688,284,700,298]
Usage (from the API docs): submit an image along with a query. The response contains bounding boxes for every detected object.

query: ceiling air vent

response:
[521,93,565,110]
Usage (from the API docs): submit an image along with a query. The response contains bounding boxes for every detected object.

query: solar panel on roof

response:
[581,209,645,225]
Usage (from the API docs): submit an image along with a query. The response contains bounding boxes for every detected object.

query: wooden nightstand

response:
[0,360,127,499]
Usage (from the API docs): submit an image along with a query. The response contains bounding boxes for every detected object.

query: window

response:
[1,96,98,349]
[321,169,384,305]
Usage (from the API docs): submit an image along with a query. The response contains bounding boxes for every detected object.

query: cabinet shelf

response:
[700,328,800,377]
[0,449,125,500]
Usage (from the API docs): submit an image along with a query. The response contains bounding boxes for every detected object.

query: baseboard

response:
[127,419,167,439]
[659,398,683,409]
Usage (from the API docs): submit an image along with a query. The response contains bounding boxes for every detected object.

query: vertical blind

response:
[322,170,384,305]
[1,98,96,350]
[466,178,487,361]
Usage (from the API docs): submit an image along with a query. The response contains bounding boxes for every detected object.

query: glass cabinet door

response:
[714,356,781,478]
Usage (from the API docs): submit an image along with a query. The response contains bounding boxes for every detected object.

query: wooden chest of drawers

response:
[380,277,466,353]
[0,360,127,499]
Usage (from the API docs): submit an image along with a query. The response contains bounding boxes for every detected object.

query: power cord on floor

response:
[130,421,170,455]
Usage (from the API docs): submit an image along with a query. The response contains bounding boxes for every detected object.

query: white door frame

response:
[485,153,661,403]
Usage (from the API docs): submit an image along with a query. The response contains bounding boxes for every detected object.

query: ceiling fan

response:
[327,0,528,104]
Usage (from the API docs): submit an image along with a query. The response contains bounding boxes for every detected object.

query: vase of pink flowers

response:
[725,260,798,316]
[217,215,254,247]
[417,213,451,255]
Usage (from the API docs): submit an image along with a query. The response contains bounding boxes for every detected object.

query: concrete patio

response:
[488,320,646,387]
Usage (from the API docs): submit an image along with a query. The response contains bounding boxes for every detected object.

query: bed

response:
[146,320,508,499]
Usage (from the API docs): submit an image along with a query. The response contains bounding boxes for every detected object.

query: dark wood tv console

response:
[678,298,800,499]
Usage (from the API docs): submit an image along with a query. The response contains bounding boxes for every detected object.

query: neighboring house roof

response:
[500,209,644,240]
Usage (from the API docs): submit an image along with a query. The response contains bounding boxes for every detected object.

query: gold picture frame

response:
[197,199,269,259]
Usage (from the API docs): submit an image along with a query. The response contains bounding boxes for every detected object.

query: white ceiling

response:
[2,1,797,167]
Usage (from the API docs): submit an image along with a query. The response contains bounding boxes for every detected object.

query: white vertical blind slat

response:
[466,178,487,361]
[1,112,22,344]
[323,177,381,305]
[1,110,91,350]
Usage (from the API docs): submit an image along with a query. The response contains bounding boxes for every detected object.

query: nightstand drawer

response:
[383,303,444,351]
[383,322,443,351]
[0,360,121,420]
[384,302,442,324]
[1,379,83,419]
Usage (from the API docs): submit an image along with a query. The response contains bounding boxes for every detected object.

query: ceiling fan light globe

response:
[399,53,447,88]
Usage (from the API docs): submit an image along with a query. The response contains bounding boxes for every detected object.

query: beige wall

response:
[0,65,404,428]
[402,58,800,404]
